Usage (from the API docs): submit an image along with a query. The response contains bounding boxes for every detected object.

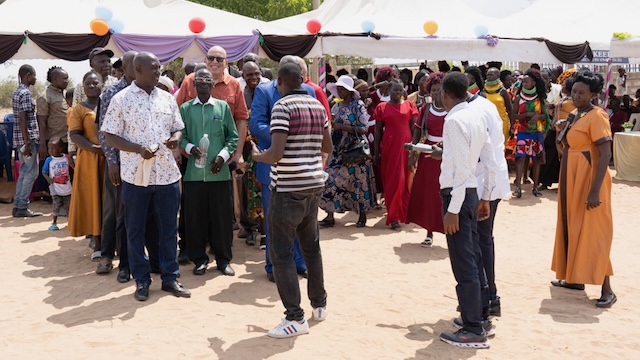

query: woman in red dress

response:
[406,72,447,246]
[373,79,418,229]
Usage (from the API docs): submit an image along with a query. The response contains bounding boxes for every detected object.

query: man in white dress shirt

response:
[438,72,497,349]
[468,92,511,318]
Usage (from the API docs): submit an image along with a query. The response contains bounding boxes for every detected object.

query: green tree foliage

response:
[189,0,316,21]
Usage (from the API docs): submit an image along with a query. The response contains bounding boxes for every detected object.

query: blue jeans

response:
[14,142,39,209]
[122,181,180,286]
[441,188,489,336]
[267,188,327,321]
[262,185,307,273]
[477,199,500,301]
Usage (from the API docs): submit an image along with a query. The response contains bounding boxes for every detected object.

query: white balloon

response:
[143,0,162,8]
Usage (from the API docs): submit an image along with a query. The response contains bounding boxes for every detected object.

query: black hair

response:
[184,62,196,75]
[524,68,547,104]
[389,78,404,89]
[530,63,541,70]
[442,72,468,100]
[262,68,274,80]
[65,88,74,101]
[83,70,101,82]
[487,61,502,69]
[194,63,207,72]
[356,68,368,82]
[18,64,34,78]
[278,63,302,88]
[573,69,604,94]
[414,70,428,85]
[564,77,575,94]
[336,69,349,77]
[437,60,450,72]
[326,64,332,73]
[450,66,461,72]
[47,66,63,83]
[465,66,485,91]
[499,69,512,82]
[161,69,175,81]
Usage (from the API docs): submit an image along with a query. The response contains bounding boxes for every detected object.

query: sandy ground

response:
[0,168,639,360]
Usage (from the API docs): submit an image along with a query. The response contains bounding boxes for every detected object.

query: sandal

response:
[91,251,102,262]
[390,221,401,230]
[532,188,542,197]
[421,237,433,247]
[513,186,522,198]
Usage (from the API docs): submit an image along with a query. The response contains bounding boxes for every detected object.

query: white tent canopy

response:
[0,0,291,62]
[270,0,638,63]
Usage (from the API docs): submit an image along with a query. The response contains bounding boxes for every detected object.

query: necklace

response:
[468,82,480,94]
[520,88,538,102]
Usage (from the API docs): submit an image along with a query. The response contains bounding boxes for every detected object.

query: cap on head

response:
[89,47,114,61]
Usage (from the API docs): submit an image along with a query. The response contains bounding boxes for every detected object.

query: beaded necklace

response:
[468,82,480,94]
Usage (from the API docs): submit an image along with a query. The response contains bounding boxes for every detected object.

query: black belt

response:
[440,187,477,196]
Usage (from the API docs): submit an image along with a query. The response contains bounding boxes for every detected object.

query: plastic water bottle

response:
[195,134,209,169]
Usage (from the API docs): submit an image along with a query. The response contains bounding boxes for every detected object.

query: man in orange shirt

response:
[176,46,248,167]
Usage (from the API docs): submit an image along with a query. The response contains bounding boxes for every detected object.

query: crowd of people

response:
[5,47,620,347]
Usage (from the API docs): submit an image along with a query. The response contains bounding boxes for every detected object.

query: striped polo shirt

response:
[269,89,328,192]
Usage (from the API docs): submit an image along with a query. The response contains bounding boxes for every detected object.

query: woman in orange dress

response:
[68,71,105,261]
[551,69,616,308]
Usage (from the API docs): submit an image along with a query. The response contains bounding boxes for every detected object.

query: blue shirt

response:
[98,77,130,165]
[249,80,316,184]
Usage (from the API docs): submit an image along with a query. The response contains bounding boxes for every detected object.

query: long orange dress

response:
[68,105,105,237]
[551,107,613,285]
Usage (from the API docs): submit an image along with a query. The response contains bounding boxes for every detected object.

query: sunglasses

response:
[195,77,214,84]
[206,55,226,63]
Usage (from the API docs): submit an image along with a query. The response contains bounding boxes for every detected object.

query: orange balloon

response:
[423,20,438,35]
[90,18,109,36]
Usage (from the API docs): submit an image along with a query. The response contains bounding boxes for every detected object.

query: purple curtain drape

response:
[195,31,260,62]
[111,33,196,64]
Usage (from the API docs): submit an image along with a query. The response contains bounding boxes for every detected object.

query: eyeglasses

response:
[195,77,214,84]
[206,55,226,63]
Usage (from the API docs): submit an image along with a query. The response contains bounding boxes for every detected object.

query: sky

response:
[1,59,92,86]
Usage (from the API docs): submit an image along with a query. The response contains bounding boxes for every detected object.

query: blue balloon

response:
[109,18,125,34]
[361,20,375,33]
[474,24,489,38]
[95,5,113,21]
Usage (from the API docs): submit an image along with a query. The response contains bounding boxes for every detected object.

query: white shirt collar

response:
[446,101,469,116]
[192,96,216,106]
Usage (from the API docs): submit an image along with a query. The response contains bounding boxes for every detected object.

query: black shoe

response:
[13,208,43,217]
[267,272,275,282]
[117,268,131,283]
[551,280,585,290]
[193,263,207,275]
[245,232,257,246]
[318,219,335,227]
[453,317,495,337]
[162,280,191,298]
[297,270,308,279]
[440,329,489,349]
[596,294,617,308]
[490,303,501,317]
[134,282,150,301]
[177,250,190,265]
[218,264,235,276]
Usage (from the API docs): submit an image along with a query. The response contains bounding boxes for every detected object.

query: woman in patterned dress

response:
[319,76,374,228]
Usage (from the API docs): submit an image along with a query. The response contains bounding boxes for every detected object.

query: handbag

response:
[342,132,371,166]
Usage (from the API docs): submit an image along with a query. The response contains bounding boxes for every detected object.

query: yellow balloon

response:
[90,18,109,36]
[423,20,438,35]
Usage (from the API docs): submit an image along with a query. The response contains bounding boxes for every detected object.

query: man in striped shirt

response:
[252,63,332,339]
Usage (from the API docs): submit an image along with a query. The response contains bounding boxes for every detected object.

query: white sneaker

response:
[268,318,309,338]
[312,306,327,321]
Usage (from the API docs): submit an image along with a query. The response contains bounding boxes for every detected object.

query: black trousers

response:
[477,199,500,301]
[441,188,489,336]
[184,181,233,267]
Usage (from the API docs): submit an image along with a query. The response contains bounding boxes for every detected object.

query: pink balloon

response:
[306,19,322,34]
[189,17,206,34]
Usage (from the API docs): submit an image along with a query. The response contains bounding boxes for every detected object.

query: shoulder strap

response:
[420,103,431,140]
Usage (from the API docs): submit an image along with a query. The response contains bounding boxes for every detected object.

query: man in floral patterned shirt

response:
[102,52,188,302]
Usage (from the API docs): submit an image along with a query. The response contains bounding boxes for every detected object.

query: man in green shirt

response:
[180,68,239,276]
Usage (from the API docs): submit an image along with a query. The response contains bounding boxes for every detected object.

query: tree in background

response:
[190,0,316,21]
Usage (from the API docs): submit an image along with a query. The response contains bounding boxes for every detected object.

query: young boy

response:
[42,138,72,230]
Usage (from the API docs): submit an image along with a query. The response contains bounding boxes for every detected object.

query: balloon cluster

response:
[90,5,124,35]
